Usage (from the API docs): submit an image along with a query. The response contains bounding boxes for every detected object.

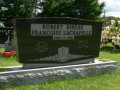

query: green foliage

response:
[0,0,104,26]
[0,0,37,26]
[38,0,105,20]
[101,16,120,26]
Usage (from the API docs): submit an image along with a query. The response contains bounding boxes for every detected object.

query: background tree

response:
[0,0,104,27]
[38,0,74,17]
[37,0,104,20]
[0,0,37,27]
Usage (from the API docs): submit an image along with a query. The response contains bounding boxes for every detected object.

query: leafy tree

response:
[0,0,105,26]
[37,0,105,20]
[0,0,37,26]
[38,0,74,17]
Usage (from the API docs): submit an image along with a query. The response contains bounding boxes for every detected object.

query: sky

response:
[99,0,120,17]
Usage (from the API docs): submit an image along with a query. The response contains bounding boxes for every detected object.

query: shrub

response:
[101,20,120,49]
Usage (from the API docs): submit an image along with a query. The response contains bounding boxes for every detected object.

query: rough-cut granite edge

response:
[0,60,118,88]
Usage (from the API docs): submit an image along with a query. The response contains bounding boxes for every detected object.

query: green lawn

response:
[0,57,21,67]
[0,48,21,67]
[0,47,120,90]
[0,48,4,52]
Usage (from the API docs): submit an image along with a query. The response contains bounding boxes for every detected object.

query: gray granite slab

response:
[0,60,117,88]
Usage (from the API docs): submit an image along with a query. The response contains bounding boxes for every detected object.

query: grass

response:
[0,48,21,67]
[0,48,5,52]
[98,43,120,62]
[0,57,21,67]
[0,45,120,90]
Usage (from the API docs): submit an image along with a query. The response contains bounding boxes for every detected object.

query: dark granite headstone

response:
[15,17,102,68]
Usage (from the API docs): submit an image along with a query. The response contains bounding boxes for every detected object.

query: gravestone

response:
[5,40,15,52]
[0,18,117,87]
[15,17,102,68]
[0,27,14,52]
[5,30,15,52]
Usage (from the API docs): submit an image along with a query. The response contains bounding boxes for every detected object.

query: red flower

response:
[7,52,12,56]
[1,50,16,57]
[10,50,15,53]
[2,52,12,56]
[1,52,6,56]
[10,50,16,56]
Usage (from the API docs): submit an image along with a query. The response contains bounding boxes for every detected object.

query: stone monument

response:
[5,30,15,52]
[14,17,102,68]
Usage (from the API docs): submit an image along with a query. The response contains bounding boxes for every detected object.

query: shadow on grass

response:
[100,46,120,54]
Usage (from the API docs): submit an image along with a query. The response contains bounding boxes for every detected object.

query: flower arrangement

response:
[1,50,16,57]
